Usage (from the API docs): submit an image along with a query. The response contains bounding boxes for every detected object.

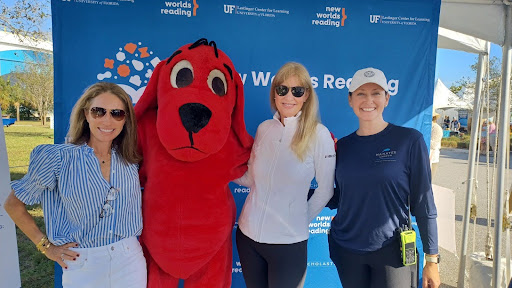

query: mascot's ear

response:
[231,72,254,149]
[135,61,165,119]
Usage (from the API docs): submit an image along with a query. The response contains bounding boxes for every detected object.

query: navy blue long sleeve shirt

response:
[330,124,438,254]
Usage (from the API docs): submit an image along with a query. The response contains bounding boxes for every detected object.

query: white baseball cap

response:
[349,67,388,93]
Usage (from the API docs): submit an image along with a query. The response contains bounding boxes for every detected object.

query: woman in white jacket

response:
[235,62,336,288]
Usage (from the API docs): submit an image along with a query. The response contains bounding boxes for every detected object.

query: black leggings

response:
[328,233,417,288]
[235,228,307,288]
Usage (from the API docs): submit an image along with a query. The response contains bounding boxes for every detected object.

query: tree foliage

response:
[450,56,503,112]
[471,56,502,112]
[0,77,13,110]
[449,82,465,96]
[0,0,51,41]
[12,52,53,125]
[0,76,23,114]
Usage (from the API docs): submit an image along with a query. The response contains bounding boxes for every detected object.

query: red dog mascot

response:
[134,38,253,287]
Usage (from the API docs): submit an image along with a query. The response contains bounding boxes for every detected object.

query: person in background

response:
[328,67,440,288]
[481,120,488,152]
[487,119,496,151]
[235,62,336,288]
[430,112,443,179]
[451,117,460,132]
[443,116,450,129]
[3,82,146,287]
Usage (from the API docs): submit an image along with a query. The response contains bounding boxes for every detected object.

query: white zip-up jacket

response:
[236,112,336,244]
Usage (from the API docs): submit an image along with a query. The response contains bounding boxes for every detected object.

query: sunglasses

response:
[100,187,119,218]
[89,107,126,121]
[275,85,307,97]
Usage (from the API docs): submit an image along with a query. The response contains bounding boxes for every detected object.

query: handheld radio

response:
[399,196,417,266]
[399,227,417,266]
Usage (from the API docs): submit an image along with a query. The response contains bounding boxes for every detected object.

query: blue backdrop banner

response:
[51,0,441,287]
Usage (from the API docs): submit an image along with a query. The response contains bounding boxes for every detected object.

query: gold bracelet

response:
[36,236,51,254]
[35,236,47,250]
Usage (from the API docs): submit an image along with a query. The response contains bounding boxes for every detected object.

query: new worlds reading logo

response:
[312,6,347,28]
[161,0,199,17]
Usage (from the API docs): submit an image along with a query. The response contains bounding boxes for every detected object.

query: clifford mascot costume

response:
[134,38,253,287]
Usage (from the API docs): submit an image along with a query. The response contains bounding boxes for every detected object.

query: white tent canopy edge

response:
[441,0,506,46]
[438,27,488,54]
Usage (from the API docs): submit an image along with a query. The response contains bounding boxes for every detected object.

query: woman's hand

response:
[44,242,80,269]
[422,262,441,288]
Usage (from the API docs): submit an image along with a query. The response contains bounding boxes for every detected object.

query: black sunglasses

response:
[89,107,126,121]
[275,85,307,97]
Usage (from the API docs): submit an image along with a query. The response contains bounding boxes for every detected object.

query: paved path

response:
[435,148,512,288]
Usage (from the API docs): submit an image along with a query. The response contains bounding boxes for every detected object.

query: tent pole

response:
[457,47,488,288]
[492,4,512,287]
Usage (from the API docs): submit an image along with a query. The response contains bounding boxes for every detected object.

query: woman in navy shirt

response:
[328,68,440,288]
[4,82,146,287]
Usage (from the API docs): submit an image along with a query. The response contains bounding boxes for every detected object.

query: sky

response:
[436,43,504,89]
[2,0,504,91]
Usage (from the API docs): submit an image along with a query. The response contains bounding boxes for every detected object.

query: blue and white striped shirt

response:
[11,143,142,248]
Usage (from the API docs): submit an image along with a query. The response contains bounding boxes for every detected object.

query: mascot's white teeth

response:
[362,108,375,112]
[99,128,114,132]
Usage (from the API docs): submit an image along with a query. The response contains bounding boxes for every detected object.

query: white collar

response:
[273,111,302,126]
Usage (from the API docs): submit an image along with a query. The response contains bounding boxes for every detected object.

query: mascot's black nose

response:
[179,103,212,134]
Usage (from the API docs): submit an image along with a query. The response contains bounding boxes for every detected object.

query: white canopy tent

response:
[433,79,471,129]
[433,78,471,110]
[441,0,507,47]
[439,1,512,287]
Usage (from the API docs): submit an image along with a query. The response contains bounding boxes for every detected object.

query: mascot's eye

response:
[207,69,227,96]
[170,60,194,88]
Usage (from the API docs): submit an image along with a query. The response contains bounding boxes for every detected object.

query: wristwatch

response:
[425,254,441,264]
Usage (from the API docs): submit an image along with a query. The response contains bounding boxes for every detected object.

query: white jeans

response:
[62,237,147,288]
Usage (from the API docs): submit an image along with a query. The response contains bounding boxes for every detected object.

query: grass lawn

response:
[4,120,55,288]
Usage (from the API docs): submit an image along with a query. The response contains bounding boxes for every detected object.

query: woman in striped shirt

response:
[4,82,146,287]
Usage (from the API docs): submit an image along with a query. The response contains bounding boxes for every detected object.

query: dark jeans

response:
[235,228,307,288]
[328,233,417,288]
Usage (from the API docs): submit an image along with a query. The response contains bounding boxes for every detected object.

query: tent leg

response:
[457,47,489,288]
[492,4,512,287]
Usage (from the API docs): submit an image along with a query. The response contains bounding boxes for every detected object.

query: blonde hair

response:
[270,62,320,161]
[67,82,141,164]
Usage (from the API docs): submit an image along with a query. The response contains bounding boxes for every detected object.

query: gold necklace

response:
[96,153,111,164]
